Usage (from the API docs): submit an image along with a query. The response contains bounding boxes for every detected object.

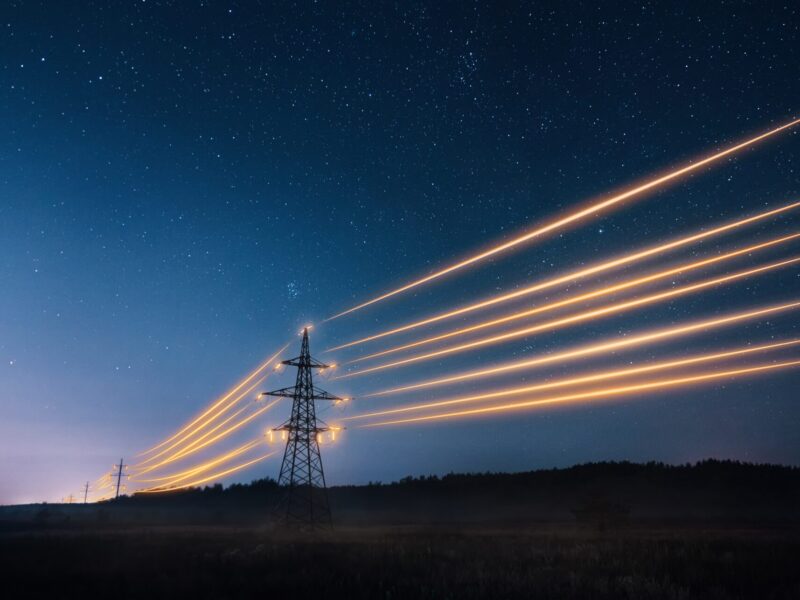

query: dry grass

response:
[2,524,798,599]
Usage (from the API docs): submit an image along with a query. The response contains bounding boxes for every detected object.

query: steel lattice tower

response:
[261,328,343,528]
[113,458,128,499]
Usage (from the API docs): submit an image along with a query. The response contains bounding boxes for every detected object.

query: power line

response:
[324,118,800,321]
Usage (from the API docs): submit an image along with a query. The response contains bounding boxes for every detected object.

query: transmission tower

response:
[261,327,344,529]
[113,458,128,499]
[83,481,90,504]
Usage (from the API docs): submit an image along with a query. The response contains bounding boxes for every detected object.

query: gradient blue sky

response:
[1,1,799,504]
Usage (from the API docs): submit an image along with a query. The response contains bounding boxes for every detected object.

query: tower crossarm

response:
[311,388,344,402]
[259,387,296,399]
[273,422,330,434]
[281,356,331,369]
[259,387,344,402]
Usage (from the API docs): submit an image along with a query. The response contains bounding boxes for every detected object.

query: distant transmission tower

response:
[261,327,343,529]
[113,458,128,499]
[83,481,90,504]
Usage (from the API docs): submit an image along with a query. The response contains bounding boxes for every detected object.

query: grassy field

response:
[2,523,798,599]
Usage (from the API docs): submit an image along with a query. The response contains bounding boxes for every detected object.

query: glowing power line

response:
[339,256,800,379]
[350,233,800,364]
[131,439,263,484]
[363,299,800,397]
[327,201,800,352]
[361,360,800,427]
[134,400,279,476]
[135,375,267,468]
[344,339,800,421]
[325,118,800,322]
[138,452,277,493]
[139,343,288,456]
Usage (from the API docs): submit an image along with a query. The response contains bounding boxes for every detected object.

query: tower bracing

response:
[261,328,343,529]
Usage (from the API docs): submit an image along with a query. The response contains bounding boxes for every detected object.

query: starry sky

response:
[1,1,799,504]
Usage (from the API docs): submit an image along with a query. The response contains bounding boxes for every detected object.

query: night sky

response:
[2,2,799,504]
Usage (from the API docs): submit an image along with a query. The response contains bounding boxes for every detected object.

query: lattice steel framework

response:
[261,328,342,528]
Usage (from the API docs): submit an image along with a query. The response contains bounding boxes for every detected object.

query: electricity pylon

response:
[113,458,128,499]
[83,481,90,504]
[260,327,343,529]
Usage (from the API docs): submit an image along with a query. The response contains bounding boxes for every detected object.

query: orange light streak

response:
[135,405,249,475]
[351,233,800,363]
[131,439,262,484]
[364,299,800,397]
[325,119,800,322]
[345,339,800,420]
[93,474,112,486]
[339,257,800,379]
[361,360,800,427]
[135,375,267,468]
[135,400,279,475]
[327,201,800,352]
[138,343,288,456]
[138,452,277,493]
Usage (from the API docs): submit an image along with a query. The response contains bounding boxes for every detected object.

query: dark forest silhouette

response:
[6,459,797,528]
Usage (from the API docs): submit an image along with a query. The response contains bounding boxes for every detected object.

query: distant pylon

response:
[261,328,343,529]
[83,481,90,504]
[113,458,128,499]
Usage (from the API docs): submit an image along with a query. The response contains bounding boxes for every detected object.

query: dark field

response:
[4,462,799,598]
[2,523,799,599]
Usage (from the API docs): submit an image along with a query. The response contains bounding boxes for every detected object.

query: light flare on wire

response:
[360,360,800,427]
[134,400,279,476]
[327,201,800,353]
[344,339,800,420]
[337,256,800,379]
[138,343,288,456]
[348,232,800,364]
[134,375,267,467]
[131,438,263,484]
[138,452,278,493]
[362,299,800,397]
[325,118,800,322]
